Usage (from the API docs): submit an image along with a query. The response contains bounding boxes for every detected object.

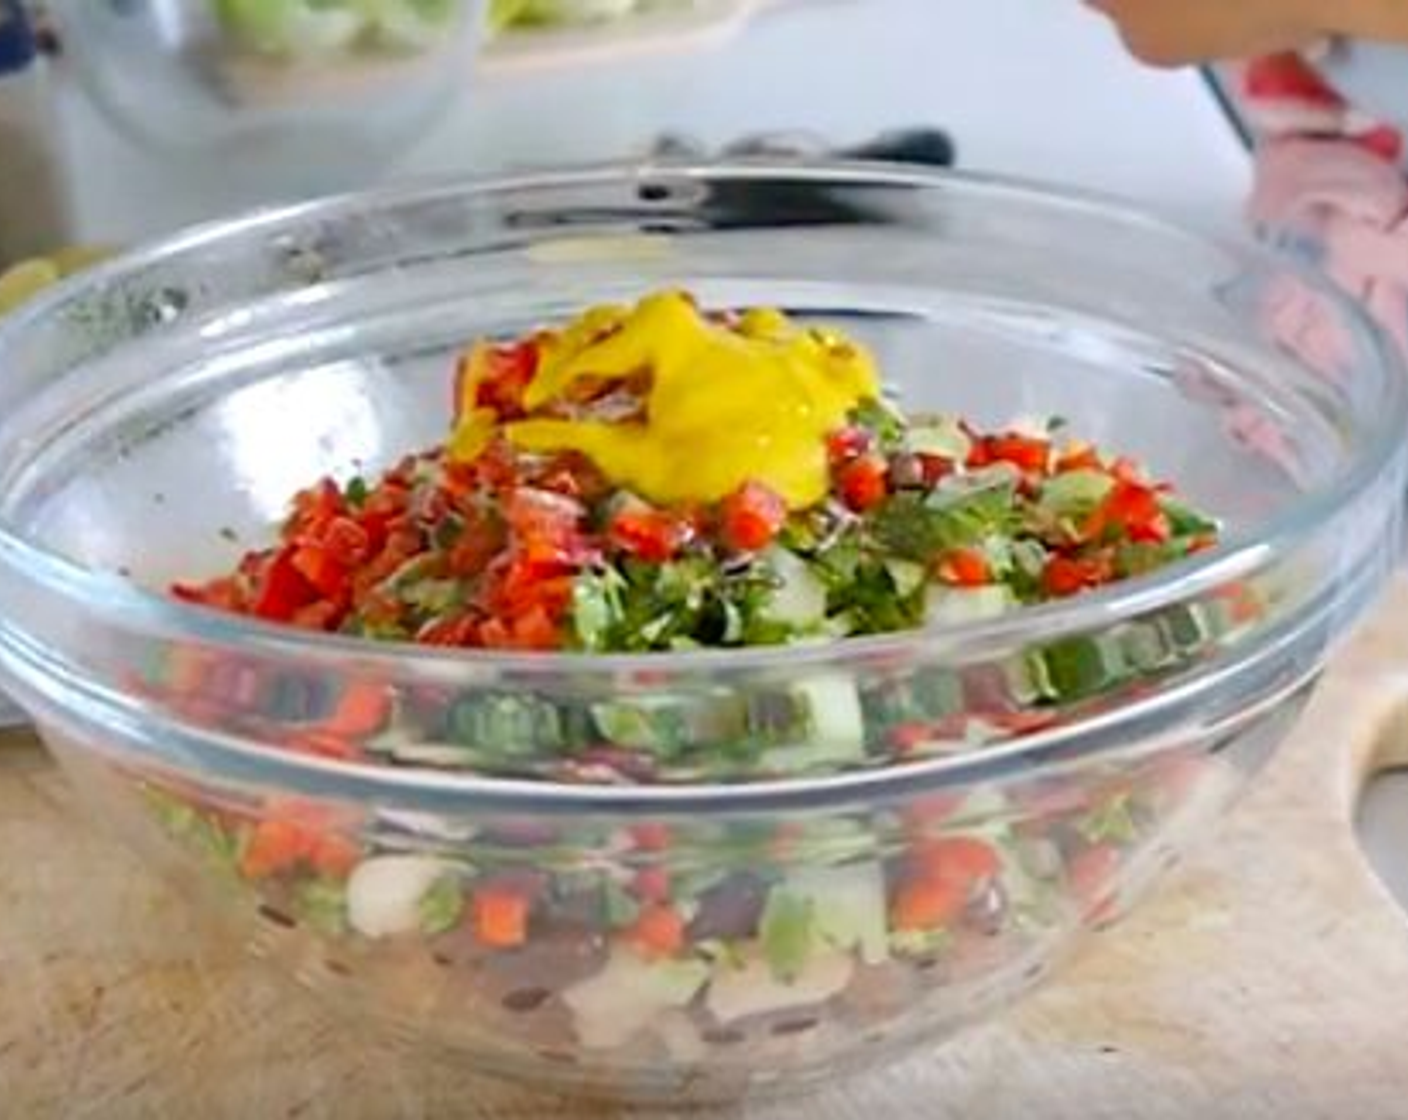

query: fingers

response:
[1086,0,1321,67]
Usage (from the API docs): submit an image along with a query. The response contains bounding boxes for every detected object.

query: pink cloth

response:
[1249,137,1408,357]
[1234,52,1408,360]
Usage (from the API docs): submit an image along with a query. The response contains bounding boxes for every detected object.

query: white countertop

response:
[52,0,1251,246]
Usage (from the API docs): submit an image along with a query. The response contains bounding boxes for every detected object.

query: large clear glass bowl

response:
[0,163,1403,1104]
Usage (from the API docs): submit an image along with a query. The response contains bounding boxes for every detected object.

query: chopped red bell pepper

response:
[837,455,889,512]
[609,504,690,563]
[937,548,990,587]
[719,480,788,552]
[251,547,318,622]
[984,433,1051,475]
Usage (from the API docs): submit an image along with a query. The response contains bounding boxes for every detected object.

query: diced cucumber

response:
[786,862,889,965]
[1162,498,1219,538]
[761,673,866,773]
[943,789,1018,843]
[1120,620,1176,674]
[907,415,972,462]
[449,693,563,755]
[761,547,828,630]
[782,818,878,865]
[758,888,815,982]
[706,948,855,1025]
[591,690,748,756]
[1039,469,1114,518]
[924,584,1014,625]
[416,874,465,935]
[591,696,688,753]
[1159,603,1215,652]
[562,950,709,1051]
[386,740,493,768]
[1026,634,1127,703]
[346,856,463,939]
[295,878,349,936]
[883,557,927,598]
[1000,653,1047,707]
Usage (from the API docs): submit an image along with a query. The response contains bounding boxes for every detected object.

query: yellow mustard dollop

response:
[492,291,879,508]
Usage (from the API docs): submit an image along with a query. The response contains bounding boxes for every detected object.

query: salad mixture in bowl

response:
[168,290,1227,784]
[0,164,1401,1103]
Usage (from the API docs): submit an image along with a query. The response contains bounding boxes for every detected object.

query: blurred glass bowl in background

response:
[49,0,484,195]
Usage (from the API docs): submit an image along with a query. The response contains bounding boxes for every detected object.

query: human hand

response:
[1084,0,1322,66]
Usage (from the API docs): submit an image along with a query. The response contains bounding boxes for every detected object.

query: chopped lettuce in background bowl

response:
[212,0,469,57]
[487,0,680,32]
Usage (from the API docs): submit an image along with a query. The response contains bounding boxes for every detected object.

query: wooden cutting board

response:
[7,581,1408,1119]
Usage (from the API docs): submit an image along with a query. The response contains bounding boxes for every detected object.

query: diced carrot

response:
[310,833,362,879]
[912,836,1000,886]
[322,681,391,738]
[624,904,686,958]
[473,887,530,948]
[890,875,967,932]
[240,818,311,880]
[286,730,364,762]
[937,548,990,587]
[509,604,562,651]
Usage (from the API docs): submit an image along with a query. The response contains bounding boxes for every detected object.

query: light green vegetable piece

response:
[785,862,889,965]
[706,947,855,1025]
[562,949,709,1050]
[759,888,815,983]
[761,673,866,773]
